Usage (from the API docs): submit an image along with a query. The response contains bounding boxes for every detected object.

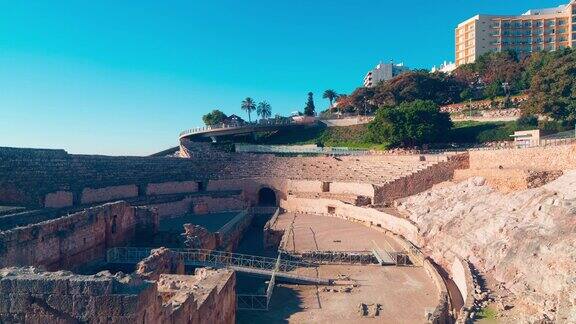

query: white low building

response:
[431,61,457,74]
[363,61,409,87]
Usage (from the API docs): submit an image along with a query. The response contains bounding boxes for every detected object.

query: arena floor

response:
[275,212,404,253]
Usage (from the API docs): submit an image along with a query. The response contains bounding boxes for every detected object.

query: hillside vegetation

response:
[244,117,569,150]
[338,48,576,123]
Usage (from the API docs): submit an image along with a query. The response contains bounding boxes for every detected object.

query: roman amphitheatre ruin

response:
[0,123,575,323]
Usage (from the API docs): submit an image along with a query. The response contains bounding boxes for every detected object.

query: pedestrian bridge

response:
[179,119,309,142]
[106,247,331,285]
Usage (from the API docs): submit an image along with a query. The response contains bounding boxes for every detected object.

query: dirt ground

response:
[239,212,440,323]
[238,264,439,324]
[276,212,403,253]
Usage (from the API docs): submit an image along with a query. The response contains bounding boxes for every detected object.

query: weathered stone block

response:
[72,294,89,318]
[90,295,128,316]
[46,294,73,314]
[9,294,31,312]
[0,295,11,313]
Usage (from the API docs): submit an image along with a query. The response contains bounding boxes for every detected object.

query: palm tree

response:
[257,101,272,120]
[322,89,338,108]
[241,97,256,122]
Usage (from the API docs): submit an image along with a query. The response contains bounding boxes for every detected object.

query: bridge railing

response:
[106,247,314,272]
[237,294,269,311]
[179,118,297,138]
[296,251,378,265]
[235,144,370,155]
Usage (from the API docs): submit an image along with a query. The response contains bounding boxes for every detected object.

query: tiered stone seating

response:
[0,146,440,206]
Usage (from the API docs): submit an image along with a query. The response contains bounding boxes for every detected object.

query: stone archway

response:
[257,187,277,207]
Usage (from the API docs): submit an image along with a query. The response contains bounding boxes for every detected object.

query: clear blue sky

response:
[0,0,565,155]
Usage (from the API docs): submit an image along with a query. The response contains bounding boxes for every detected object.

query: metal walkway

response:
[106,247,331,285]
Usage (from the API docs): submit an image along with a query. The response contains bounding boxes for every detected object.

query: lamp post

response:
[502,82,511,106]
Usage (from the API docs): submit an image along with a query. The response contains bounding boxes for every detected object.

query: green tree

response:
[460,88,474,101]
[241,97,256,122]
[368,100,452,147]
[304,92,316,116]
[370,71,465,107]
[483,81,505,100]
[202,109,227,126]
[256,101,272,120]
[322,89,338,107]
[523,48,576,120]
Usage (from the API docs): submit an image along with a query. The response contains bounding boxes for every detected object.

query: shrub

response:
[516,115,538,128]
[368,100,452,147]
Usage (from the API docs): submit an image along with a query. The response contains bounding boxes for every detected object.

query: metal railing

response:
[235,144,370,155]
[297,251,378,265]
[107,247,313,273]
[237,294,269,311]
[179,119,297,138]
[423,136,576,155]
[237,254,282,311]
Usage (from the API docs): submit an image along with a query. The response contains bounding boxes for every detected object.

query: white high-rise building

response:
[363,61,409,87]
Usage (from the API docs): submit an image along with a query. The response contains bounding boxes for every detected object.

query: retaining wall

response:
[81,185,139,205]
[0,267,236,324]
[0,202,158,270]
[452,258,476,323]
[280,196,421,244]
[0,268,159,323]
[374,154,468,204]
[1,146,445,208]
[424,259,451,324]
[468,144,576,171]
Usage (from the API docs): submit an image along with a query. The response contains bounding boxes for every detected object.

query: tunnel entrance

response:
[257,187,277,207]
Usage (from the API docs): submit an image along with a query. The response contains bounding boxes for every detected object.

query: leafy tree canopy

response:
[523,48,576,121]
[367,100,452,147]
[202,109,227,126]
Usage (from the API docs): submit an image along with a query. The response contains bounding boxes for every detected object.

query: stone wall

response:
[280,196,421,244]
[136,247,185,281]
[451,258,475,323]
[191,195,246,215]
[182,224,218,250]
[156,270,236,324]
[140,193,245,219]
[374,154,468,204]
[423,259,451,324]
[454,168,564,192]
[216,210,255,251]
[44,191,74,209]
[0,268,159,324]
[0,202,158,270]
[0,267,236,324]
[81,185,139,205]
[146,180,199,196]
[0,146,442,208]
[468,144,576,171]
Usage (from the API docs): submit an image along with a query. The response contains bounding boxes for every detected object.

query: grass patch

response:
[477,306,498,320]
[446,121,517,143]
[243,123,387,149]
[222,119,571,150]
